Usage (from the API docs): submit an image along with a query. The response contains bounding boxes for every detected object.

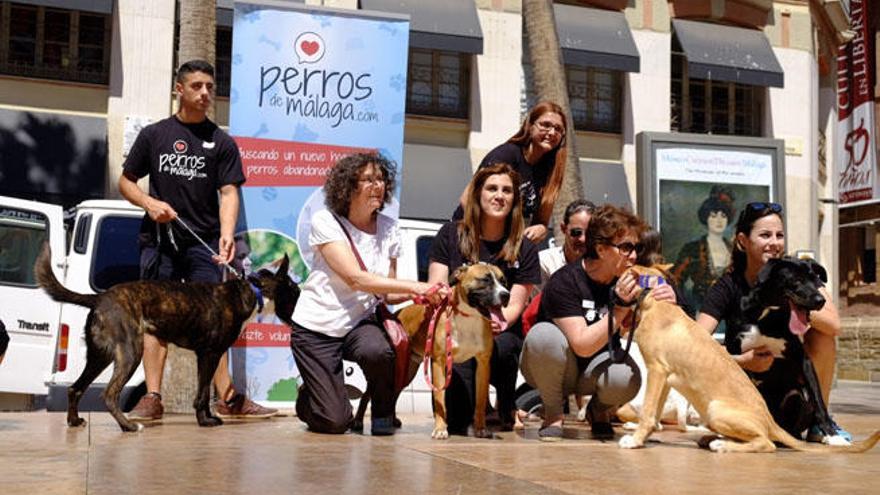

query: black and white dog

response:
[733,257,845,444]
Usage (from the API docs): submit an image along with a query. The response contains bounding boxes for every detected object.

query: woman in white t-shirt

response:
[290,153,444,436]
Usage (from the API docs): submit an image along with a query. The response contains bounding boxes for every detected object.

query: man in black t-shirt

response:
[119,60,275,421]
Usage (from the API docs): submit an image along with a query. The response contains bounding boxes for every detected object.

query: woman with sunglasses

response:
[428,162,541,434]
[453,101,568,244]
[520,205,678,441]
[697,202,850,443]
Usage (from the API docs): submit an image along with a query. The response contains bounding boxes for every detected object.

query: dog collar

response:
[638,275,665,289]
[250,282,264,313]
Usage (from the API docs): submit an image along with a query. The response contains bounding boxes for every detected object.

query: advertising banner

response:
[837,0,876,204]
[228,2,409,405]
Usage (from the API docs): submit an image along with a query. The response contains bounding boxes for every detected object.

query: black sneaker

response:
[591,422,615,440]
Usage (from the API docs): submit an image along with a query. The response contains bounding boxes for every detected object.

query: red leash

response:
[413,284,456,392]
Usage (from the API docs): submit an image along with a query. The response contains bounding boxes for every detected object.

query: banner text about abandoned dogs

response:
[235,137,374,187]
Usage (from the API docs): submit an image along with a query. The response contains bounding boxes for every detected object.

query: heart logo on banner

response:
[301,40,320,56]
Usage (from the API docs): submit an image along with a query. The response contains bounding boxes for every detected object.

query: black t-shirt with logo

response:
[429,221,541,289]
[123,116,245,246]
[538,260,616,361]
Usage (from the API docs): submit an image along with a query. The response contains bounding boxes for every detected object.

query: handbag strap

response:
[332,213,381,302]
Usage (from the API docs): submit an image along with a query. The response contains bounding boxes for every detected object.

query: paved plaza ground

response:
[1,381,878,494]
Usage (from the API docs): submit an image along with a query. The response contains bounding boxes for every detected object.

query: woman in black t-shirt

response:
[454,101,568,244]
[698,202,848,443]
[429,162,540,433]
[520,205,678,441]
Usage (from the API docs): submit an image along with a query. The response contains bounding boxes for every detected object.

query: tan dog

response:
[618,265,880,453]
[358,263,508,439]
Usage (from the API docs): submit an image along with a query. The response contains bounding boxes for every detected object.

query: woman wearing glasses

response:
[697,202,849,443]
[453,101,568,244]
[290,153,444,436]
[429,163,541,434]
[520,204,678,441]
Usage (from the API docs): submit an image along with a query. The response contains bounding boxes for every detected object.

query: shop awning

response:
[12,0,112,14]
[360,0,484,54]
[400,144,473,221]
[672,18,784,88]
[553,4,640,73]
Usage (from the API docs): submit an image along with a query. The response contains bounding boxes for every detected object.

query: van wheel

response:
[122,382,146,412]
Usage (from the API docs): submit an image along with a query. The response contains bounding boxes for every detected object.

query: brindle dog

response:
[35,243,299,432]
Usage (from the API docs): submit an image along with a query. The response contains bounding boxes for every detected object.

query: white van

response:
[0,194,444,412]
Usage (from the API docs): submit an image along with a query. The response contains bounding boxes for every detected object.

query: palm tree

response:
[522,0,583,243]
[162,0,217,413]
[177,0,217,119]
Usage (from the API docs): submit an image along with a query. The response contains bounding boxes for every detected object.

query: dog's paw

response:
[351,419,364,433]
[622,421,638,431]
[618,434,643,449]
[708,439,727,452]
[67,417,87,428]
[474,428,494,439]
[198,416,223,427]
[431,428,449,440]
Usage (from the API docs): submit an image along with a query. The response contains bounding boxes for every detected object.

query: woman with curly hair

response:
[291,153,445,436]
[429,162,541,433]
[454,101,568,244]
[673,186,735,311]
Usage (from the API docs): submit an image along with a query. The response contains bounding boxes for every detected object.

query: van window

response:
[91,216,141,291]
[416,235,434,282]
[0,207,48,286]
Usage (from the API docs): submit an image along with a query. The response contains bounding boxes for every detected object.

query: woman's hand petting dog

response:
[649,283,676,304]
[736,346,775,373]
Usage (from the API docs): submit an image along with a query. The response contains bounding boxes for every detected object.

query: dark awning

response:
[400,144,473,221]
[553,4,640,73]
[12,0,112,13]
[672,19,784,88]
[360,0,483,54]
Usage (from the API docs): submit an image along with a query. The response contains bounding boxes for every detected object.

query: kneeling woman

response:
[428,163,541,433]
[290,153,441,435]
[520,205,677,441]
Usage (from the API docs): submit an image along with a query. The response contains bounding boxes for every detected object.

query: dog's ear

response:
[276,254,290,278]
[449,265,469,287]
[802,258,827,283]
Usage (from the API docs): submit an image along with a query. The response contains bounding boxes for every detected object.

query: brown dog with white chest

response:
[354,263,509,439]
[618,264,880,453]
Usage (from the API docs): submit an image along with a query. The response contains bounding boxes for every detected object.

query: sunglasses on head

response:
[746,202,783,213]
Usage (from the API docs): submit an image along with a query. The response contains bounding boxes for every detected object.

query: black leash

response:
[606,275,665,363]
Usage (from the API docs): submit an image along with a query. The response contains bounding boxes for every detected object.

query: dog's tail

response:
[34,242,98,308]
[771,423,880,453]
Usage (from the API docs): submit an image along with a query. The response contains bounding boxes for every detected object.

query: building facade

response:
[1,0,876,378]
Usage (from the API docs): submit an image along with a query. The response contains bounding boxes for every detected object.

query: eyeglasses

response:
[534,120,565,135]
[358,176,385,185]
[607,241,645,256]
[568,228,586,239]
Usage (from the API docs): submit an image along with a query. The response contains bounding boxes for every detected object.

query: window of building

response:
[216,26,232,97]
[0,2,110,85]
[522,63,623,133]
[406,48,470,119]
[670,46,763,136]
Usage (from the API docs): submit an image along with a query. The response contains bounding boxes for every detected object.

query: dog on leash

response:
[353,263,509,439]
[34,243,299,432]
[618,264,880,453]
[734,257,846,444]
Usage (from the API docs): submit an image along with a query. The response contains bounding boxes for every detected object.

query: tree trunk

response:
[177,0,216,120]
[162,0,217,414]
[522,0,583,244]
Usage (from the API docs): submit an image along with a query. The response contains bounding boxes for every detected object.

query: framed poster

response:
[637,132,785,314]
